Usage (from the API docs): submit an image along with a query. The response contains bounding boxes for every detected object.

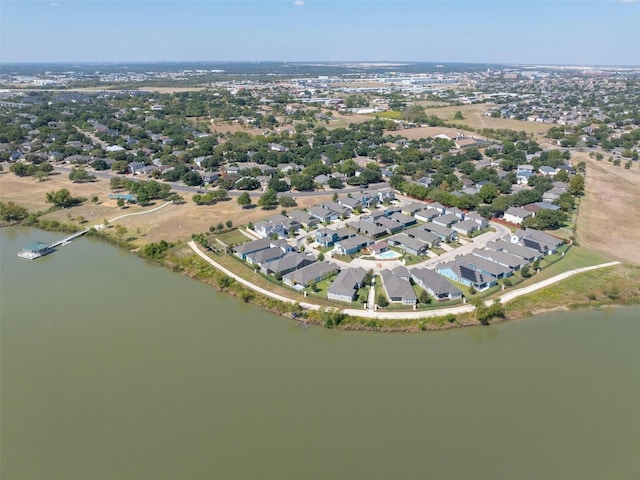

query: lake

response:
[1,228,639,480]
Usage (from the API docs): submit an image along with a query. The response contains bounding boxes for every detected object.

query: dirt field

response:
[425,104,551,135]
[208,122,262,136]
[573,152,640,265]
[0,171,331,245]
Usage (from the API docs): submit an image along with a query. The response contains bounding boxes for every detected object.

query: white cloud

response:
[293,0,305,6]
[50,2,59,6]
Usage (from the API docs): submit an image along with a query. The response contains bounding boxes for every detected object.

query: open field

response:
[0,171,331,245]
[573,151,640,265]
[424,103,552,135]
[389,125,477,141]
[138,86,209,93]
[0,172,112,213]
[208,122,262,136]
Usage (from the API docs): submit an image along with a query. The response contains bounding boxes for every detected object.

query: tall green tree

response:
[237,192,251,208]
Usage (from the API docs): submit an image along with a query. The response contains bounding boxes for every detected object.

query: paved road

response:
[188,241,621,321]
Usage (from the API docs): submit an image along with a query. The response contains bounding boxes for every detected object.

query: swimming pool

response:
[376,250,402,260]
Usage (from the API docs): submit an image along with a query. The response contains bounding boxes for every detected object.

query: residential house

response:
[308,205,338,223]
[127,161,146,174]
[437,261,497,291]
[232,238,271,261]
[464,212,489,229]
[286,210,319,228]
[424,202,446,215]
[447,207,466,220]
[503,206,535,225]
[511,228,564,255]
[283,261,338,288]
[389,212,416,228]
[472,249,528,271]
[414,209,439,223]
[538,166,557,176]
[362,241,389,256]
[321,201,350,219]
[315,227,352,247]
[422,222,458,242]
[411,268,463,301]
[401,202,429,216]
[376,190,396,203]
[387,233,429,256]
[455,253,513,279]
[260,252,315,276]
[334,235,374,255]
[350,220,387,238]
[432,213,460,228]
[253,214,301,239]
[245,247,287,266]
[327,267,367,303]
[452,219,482,236]
[375,216,404,235]
[380,269,417,305]
[405,227,441,247]
[485,238,543,262]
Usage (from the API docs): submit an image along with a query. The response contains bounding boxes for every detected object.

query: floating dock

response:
[18,229,89,260]
[17,242,55,260]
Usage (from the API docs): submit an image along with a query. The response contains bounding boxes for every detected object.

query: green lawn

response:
[212,229,251,246]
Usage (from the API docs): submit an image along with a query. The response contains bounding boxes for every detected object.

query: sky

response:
[1,0,639,65]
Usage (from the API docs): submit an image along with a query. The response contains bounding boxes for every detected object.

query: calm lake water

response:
[1,228,639,480]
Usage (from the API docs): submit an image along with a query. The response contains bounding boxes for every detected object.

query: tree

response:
[91,158,109,170]
[111,160,128,173]
[45,188,76,208]
[278,196,297,208]
[534,209,567,230]
[376,293,389,307]
[453,111,464,120]
[237,192,251,208]
[478,183,499,204]
[235,177,260,190]
[182,171,203,187]
[290,174,315,191]
[475,299,505,325]
[568,174,585,196]
[226,220,233,229]
[317,252,325,261]
[327,177,344,189]
[69,167,95,183]
[117,198,125,208]
[419,290,432,305]
[258,189,278,209]
[0,201,29,222]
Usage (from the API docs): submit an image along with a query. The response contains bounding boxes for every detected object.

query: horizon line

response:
[2,60,640,68]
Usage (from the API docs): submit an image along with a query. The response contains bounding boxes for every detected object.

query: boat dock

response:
[17,229,89,260]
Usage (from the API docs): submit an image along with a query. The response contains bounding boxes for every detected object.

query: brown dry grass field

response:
[425,103,552,135]
[138,87,209,94]
[390,125,477,141]
[0,172,330,245]
[573,151,640,265]
[208,122,261,136]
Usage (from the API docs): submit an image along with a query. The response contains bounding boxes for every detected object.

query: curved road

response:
[188,241,620,320]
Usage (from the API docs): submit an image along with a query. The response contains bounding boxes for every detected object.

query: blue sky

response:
[1,0,638,65]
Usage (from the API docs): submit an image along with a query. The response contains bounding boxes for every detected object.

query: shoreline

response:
[186,239,622,321]
[6,223,639,333]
